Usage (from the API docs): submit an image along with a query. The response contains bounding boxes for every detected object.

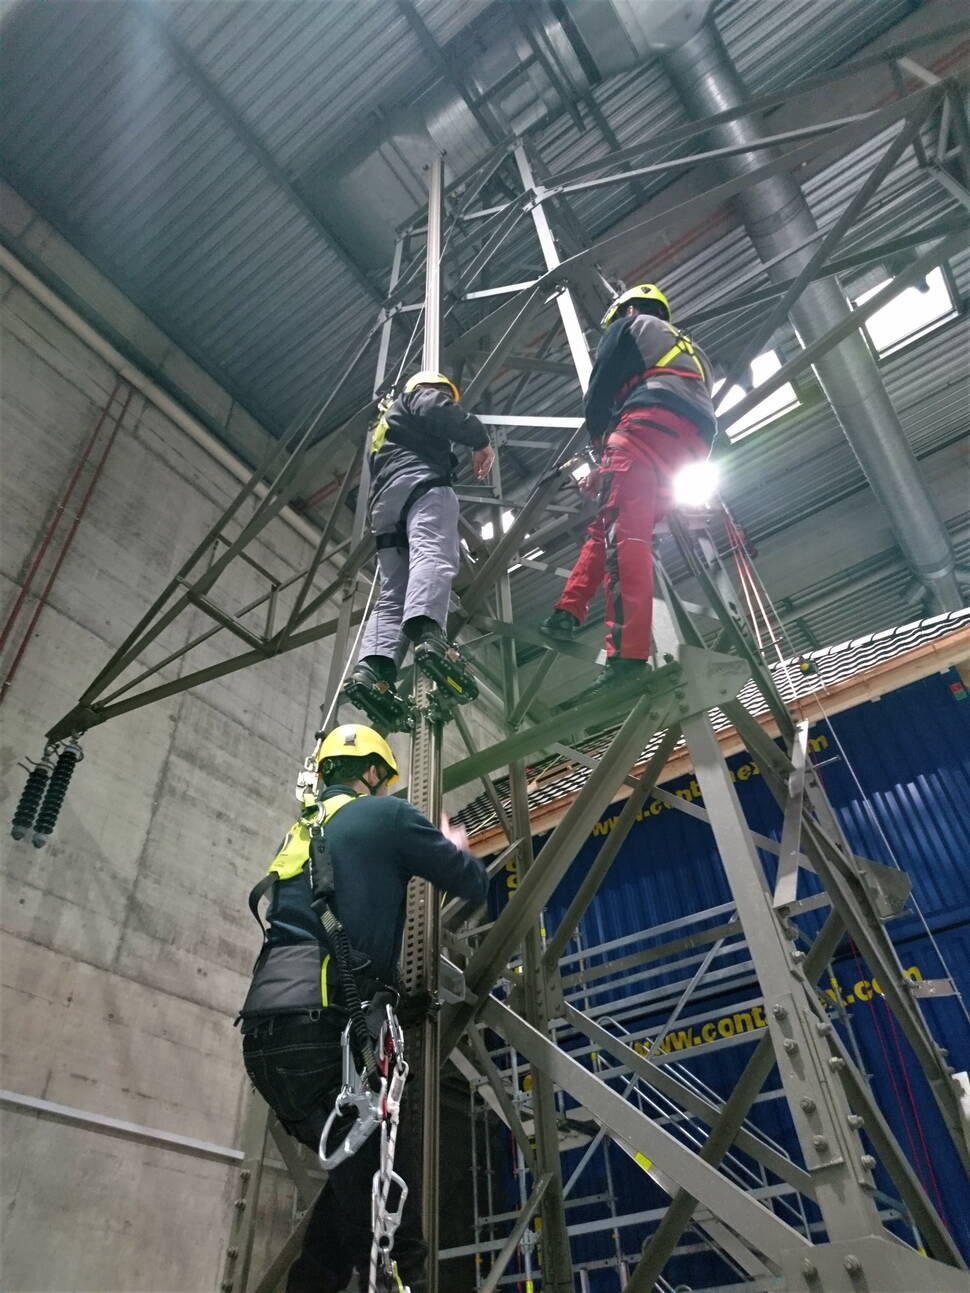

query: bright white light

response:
[501,509,515,533]
[480,520,495,541]
[571,461,592,481]
[715,349,799,441]
[523,547,544,560]
[853,267,956,356]
[673,460,720,509]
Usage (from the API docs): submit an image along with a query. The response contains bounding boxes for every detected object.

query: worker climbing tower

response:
[10,40,970,1292]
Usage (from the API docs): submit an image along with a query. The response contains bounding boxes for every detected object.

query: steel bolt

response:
[784,1038,798,1054]
[240,1169,250,1181]
[813,1135,828,1152]
[227,1248,238,1259]
[844,1255,862,1275]
[791,949,805,962]
[234,1198,245,1210]
[815,1021,832,1035]
[800,1097,816,1113]
[772,1004,787,1019]
[847,1114,864,1128]
[861,1154,876,1170]
[801,1260,818,1281]
[221,1283,234,1292]
[829,1056,846,1070]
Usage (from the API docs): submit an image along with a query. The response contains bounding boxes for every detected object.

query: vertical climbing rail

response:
[399,155,446,1291]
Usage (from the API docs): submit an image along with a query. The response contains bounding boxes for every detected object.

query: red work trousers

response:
[556,408,706,660]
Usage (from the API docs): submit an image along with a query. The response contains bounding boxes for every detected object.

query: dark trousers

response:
[242,1014,427,1292]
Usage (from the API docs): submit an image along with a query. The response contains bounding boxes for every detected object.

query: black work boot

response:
[407,620,479,704]
[539,608,580,642]
[343,656,411,732]
[350,654,397,691]
[579,657,650,702]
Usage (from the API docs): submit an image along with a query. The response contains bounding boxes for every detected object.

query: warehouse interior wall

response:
[0,264,331,1290]
[0,232,503,1288]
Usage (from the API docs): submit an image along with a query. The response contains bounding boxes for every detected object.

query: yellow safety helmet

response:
[601,283,671,329]
[404,370,461,402]
[313,724,399,783]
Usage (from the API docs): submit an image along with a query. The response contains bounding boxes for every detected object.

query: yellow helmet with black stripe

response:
[404,370,461,402]
[313,724,399,783]
[601,283,671,329]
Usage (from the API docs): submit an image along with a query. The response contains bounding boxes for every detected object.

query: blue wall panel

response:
[493,669,970,1288]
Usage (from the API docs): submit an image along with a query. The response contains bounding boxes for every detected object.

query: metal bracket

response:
[852,854,912,920]
[675,643,751,717]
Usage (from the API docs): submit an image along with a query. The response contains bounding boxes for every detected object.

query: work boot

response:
[350,654,397,690]
[576,657,650,703]
[539,608,580,642]
[410,624,479,704]
[342,656,411,732]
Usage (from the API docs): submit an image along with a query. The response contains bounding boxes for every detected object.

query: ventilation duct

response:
[663,21,962,611]
[306,0,714,268]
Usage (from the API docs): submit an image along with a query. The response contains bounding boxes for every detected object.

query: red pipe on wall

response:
[0,383,135,706]
[0,378,124,655]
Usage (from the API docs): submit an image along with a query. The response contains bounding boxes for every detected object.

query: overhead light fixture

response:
[673,460,720,509]
[480,520,495,541]
[501,509,515,533]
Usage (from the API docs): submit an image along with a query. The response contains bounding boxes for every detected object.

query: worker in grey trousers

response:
[345,370,494,726]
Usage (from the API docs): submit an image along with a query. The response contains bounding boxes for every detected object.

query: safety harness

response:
[243,794,411,1291]
[369,401,453,553]
[615,326,707,406]
[373,476,451,552]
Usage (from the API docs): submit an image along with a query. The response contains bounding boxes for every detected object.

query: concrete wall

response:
[1,172,507,1288]
[0,262,427,1289]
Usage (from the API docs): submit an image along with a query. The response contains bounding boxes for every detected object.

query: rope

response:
[318,570,380,734]
[883,989,949,1223]
[718,504,970,1027]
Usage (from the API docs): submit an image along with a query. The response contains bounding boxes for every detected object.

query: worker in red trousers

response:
[540,283,716,693]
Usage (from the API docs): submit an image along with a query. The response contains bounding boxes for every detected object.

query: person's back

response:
[239,723,487,1293]
[369,382,490,508]
[348,372,494,728]
[263,788,487,984]
[542,283,716,692]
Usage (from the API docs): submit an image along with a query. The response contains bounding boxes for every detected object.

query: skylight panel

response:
[852,267,957,357]
[715,349,800,442]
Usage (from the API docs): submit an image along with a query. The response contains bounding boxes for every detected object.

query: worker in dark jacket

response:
[346,371,495,726]
[239,724,488,1293]
[540,284,715,692]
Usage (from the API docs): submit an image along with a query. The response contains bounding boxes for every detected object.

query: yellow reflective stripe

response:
[267,822,313,880]
[266,794,355,880]
[320,953,330,1008]
[634,1151,654,1172]
[654,331,703,375]
[370,414,389,454]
